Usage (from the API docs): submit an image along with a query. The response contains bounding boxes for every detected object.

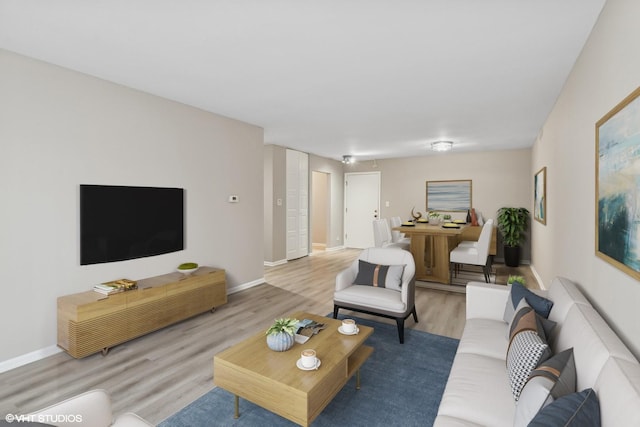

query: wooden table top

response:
[393,222,468,235]
[214,311,373,392]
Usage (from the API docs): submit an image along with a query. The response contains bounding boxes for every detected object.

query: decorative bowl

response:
[177,267,198,275]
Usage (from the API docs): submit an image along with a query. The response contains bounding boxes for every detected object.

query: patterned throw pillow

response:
[507,329,552,401]
[353,260,405,291]
[514,348,576,426]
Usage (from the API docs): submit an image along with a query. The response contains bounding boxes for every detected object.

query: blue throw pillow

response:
[528,388,600,427]
[511,282,554,318]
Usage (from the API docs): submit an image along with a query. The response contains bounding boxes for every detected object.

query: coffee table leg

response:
[234,394,239,418]
[356,369,361,390]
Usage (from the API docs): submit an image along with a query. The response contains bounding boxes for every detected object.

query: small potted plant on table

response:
[265,317,299,352]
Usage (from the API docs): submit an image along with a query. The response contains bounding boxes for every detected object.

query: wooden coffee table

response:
[213,311,374,426]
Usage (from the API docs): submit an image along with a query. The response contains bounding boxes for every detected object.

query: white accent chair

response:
[333,247,417,343]
[28,389,153,427]
[449,219,494,283]
[389,216,412,246]
[372,218,410,250]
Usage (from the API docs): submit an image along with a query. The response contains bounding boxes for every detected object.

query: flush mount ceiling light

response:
[342,155,354,164]
[431,141,454,152]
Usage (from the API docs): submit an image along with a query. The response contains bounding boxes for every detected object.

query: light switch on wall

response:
[385,201,390,207]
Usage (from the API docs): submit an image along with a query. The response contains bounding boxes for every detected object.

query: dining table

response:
[392,221,468,284]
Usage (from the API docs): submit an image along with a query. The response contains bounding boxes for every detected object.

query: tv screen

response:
[80,184,184,265]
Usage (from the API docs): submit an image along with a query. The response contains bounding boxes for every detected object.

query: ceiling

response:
[0,0,606,162]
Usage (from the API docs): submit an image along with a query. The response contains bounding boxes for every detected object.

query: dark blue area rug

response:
[159,316,459,427]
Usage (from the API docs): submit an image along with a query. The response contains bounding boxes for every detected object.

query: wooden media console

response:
[57,267,226,358]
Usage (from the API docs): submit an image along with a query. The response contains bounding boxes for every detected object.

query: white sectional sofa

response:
[434,277,640,426]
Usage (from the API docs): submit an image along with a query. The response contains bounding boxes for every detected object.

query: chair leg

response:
[411,305,418,323]
[396,317,405,344]
[332,305,339,319]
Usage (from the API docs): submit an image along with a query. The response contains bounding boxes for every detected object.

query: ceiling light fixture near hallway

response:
[342,155,354,164]
[431,141,453,152]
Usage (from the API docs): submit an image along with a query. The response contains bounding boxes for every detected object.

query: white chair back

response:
[372,219,393,247]
[475,219,494,262]
[389,216,405,242]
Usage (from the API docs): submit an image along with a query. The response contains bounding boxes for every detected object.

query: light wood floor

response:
[0,249,532,425]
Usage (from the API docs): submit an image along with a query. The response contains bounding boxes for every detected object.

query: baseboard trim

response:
[325,245,346,252]
[227,277,265,295]
[529,265,545,290]
[264,259,287,267]
[0,345,62,374]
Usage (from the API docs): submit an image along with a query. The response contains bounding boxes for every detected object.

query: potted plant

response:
[497,207,530,267]
[428,211,441,224]
[265,317,298,351]
[507,275,526,286]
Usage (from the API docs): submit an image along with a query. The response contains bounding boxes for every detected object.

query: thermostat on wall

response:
[228,195,239,203]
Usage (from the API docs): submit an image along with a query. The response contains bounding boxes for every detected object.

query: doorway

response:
[344,172,381,248]
[311,171,330,253]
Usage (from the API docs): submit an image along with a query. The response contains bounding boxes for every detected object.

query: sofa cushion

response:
[353,260,404,291]
[528,388,600,427]
[547,277,591,324]
[333,285,405,312]
[594,357,640,426]
[503,282,553,323]
[514,348,576,426]
[507,330,552,401]
[457,318,508,360]
[437,353,515,427]
[554,304,637,390]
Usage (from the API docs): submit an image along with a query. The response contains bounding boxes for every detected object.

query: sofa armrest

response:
[335,265,357,292]
[466,282,510,321]
[113,412,155,427]
[29,389,114,427]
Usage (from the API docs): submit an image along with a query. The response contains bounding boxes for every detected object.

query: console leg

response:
[234,395,239,418]
[356,369,361,390]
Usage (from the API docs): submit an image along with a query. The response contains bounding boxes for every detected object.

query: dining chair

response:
[449,218,494,283]
[457,219,494,249]
[373,219,409,250]
[389,216,412,245]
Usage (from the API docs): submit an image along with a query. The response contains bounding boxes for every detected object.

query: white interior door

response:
[344,172,380,248]
[286,149,309,260]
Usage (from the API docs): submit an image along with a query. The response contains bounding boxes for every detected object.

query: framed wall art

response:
[534,167,546,225]
[596,86,640,280]
[426,179,472,211]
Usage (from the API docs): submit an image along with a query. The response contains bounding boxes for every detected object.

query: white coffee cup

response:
[342,318,356,334]
[300,349,317,368]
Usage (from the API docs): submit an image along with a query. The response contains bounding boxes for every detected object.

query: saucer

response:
[338,326,359,335]
[296,358,321,371]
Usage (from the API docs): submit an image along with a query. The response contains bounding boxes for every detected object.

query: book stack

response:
[93,279,138,295]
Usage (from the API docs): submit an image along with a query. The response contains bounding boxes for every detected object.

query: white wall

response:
[532,0,640,357]
[0,50,265,365]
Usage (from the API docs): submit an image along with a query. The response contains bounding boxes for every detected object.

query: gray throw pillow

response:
[528,388,600,427]
[353,260,405,291]
[514,348,576,426]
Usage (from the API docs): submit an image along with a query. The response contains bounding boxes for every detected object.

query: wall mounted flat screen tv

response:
[80,184,184,265]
